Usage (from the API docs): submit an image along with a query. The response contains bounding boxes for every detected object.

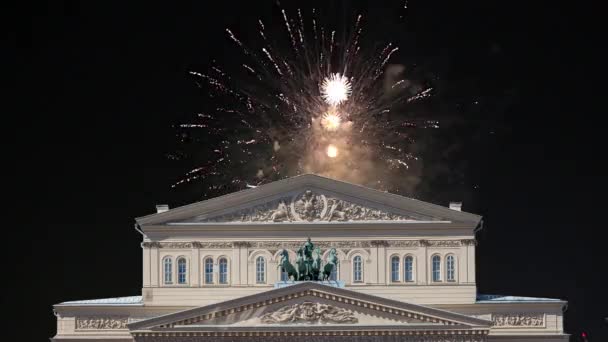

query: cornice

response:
[141,239,477,249]
[131,329,489,339]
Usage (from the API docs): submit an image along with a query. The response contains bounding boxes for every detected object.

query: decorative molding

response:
[133,332,487,341]
[370,240,389,247]
[195,189,436,223]
[388,240,464,247]
[387,240,420,247]
[491,313,544,327]
[143,239,469,249]
[249,241,372,250]
[260,301,358,324]
[142,242,233,249]
[460,239,477,246]
[141,242,162,248]
[75,317,128,330]
[425,240,462,247]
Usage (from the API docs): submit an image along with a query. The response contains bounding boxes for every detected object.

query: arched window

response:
[163,257,173,284]
[204,257,214,284]
[256,256,266,283]
[432,255,441,282]
[391,256,400,282]
[280,266,289,281]
[353,256,363,283]
[404,256,414,282]
[446,255,456,281]
[329,263,338,281]
[219,258,228,284]
[177,257,187,284]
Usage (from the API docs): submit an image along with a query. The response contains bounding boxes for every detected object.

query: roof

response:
[476,294,566,304]
[56,295,143,306]
[135,174,482,227]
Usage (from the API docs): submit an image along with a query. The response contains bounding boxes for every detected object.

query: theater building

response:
[52,174,568,341]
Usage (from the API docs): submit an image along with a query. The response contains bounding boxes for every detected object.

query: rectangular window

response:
[205,259,213,284]
[447,256,455,281]
[177,259,187,284]
[353,256,362,282]
[256,257,265,284]
[391,257,400,282]
[404,257,414,282]
[163,259,172,284]
[219,260,228,284]
[432,256,441,282]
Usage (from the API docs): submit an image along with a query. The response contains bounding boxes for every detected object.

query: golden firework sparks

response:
[321,112,342,131]
[326,144,339,158]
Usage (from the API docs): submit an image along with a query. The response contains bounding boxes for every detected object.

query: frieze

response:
[249,241,372,250]
[260,301,358,324]
[76,317,128,330]
[386,240,420,247]
[492,313,544,327]
[195,189,437,223]
[425,240,462,247]
[143,240,470,250]
[387,240,464,247]
[142,242,233,249]
[460,239,477,246]
[141,242,162,248]
[370,240,389,247]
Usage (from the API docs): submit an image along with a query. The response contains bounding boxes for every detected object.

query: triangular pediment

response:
[136,174,481,226]
[129,282,490,332]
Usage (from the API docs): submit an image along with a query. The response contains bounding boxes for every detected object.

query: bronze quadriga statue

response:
[278,238,338,282]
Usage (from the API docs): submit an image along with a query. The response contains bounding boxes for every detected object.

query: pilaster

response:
[192,247,200,286]
[150,246,159,287]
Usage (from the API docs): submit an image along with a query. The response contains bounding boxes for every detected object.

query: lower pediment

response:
[129,283,490,336]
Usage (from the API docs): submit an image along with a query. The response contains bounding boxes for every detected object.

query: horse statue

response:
[311,247,322,280]
[321,248,339,281]
[277,249,298,281]
[295,247,309,280]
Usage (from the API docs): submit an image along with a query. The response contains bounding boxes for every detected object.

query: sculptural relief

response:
[492,313,544,327]
[194,190,436,223]
[76,317,128,330]
[260,302,358,324]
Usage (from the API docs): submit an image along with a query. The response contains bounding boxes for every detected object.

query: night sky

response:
[10,1,605,340]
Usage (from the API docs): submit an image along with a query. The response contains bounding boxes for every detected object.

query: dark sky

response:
[10,0,605,341]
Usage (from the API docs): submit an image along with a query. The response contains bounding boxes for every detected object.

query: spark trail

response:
[172,4,436,198]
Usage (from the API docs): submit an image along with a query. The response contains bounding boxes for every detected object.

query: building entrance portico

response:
[129,282,491,342]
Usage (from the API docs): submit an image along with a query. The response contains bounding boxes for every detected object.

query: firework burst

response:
[321,73,352,106]
[172,3,436,198]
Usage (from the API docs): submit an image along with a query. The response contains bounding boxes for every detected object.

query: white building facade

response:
[52,174,568,341]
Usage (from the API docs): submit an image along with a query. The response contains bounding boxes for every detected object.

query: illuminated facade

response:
[52,174,568,341]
